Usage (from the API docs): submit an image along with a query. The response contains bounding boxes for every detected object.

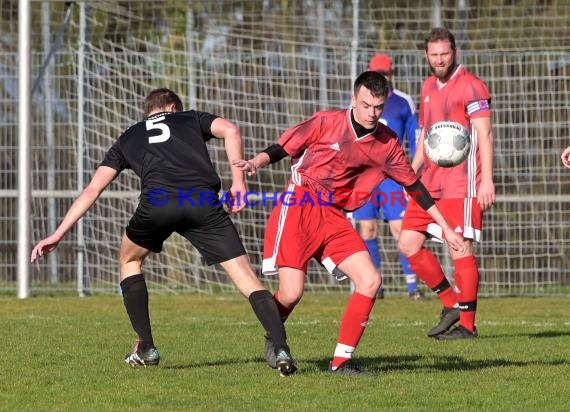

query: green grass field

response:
[1,293,569,411]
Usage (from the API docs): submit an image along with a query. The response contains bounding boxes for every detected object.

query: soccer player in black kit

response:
[31,88,296,376]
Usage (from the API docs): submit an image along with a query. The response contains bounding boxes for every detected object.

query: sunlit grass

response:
[0,294,568,411]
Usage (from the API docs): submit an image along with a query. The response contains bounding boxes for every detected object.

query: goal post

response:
[5,0,570,297]
[17,0,31,299]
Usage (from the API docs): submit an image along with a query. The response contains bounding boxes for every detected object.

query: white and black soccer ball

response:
[425,121,471,168]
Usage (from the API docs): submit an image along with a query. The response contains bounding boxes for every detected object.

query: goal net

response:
[2,0,570,296]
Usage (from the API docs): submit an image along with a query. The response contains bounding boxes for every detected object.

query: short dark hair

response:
[425,27,456,51]
[143,88,184,116]
[353,71,390,98]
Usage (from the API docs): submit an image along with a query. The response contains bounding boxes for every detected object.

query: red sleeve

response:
[278,113,321,156]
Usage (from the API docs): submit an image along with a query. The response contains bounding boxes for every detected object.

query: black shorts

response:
[125,197,246,265]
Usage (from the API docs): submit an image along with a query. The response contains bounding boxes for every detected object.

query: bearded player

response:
[399,28,495,340]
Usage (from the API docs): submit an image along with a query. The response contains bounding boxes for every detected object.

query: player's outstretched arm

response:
[232,143,288,176]
[210,117,248,213]
[30,166,118,262]
[561,145,570,168]
[232,152,270,176]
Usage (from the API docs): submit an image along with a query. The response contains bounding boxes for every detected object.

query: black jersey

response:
[101,110,221,196]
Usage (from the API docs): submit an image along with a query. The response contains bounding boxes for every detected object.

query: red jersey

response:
[419,65,492,198]
[278,109,418,211]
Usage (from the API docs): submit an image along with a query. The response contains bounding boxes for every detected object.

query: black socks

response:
[248,290,289,352]
[120,274,155,351]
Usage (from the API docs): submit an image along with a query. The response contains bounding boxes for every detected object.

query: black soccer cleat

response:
[275,347,297,377]
[328,359,365,375]
[264,333,277,369]
[427,307,460,337]
[435,325,479,340]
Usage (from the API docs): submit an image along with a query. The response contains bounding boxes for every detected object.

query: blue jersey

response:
[379,88,418,158]
[406,112,420,157]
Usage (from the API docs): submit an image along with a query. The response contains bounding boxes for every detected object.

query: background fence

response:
[2,0,570,296]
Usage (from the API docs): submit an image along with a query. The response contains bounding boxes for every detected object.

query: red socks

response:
[331,292,375,369]
[408,248,458,309]
[454,256,479,332]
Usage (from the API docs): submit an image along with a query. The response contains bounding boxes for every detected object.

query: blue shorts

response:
[352,178,408,222]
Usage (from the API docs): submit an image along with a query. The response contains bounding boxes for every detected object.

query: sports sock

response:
[404,274,418,293]
[331,292,375,369]
[399,253,418,292]
[120,274,155,351]
[408,248,458,308]
[248,290,289,351]
[453,256,479,332]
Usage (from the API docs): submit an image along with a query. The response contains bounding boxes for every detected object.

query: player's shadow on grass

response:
[162,353,568,373]
[530,330,570,338]
[161,333,570,371]
[162,355,263,370]
[305,354,569,375]
[480,330,570,339]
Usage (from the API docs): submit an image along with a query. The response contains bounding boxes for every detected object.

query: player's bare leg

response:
[388,219,424,300]
[357,219,383,297]
[274,267,306,310]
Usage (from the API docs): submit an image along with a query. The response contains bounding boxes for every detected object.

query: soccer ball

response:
[425,121,471,167]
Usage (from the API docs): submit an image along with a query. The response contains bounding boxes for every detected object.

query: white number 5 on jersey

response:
[146,116,171,144]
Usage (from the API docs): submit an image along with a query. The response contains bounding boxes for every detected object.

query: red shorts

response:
[402,197,483,242]
[262,183,367,275]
